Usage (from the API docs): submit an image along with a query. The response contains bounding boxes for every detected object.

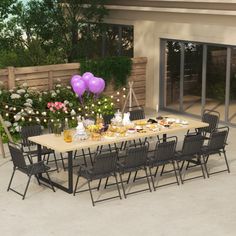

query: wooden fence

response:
[0,57,147,107]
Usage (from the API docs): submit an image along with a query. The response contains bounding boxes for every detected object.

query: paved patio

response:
[0,111,236,236]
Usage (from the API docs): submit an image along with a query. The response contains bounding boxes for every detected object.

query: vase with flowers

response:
[47,102,68,136]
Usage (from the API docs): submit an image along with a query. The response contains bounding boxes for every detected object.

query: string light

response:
[51,119,54,123]
[92,104,95,107]
[85,106,88,109]
[104,99,107,102]
[6,113,9,117]
[5,105,8,109]
[44,119,47,123]
[117,99,120,102]
[13,107,16,111]
[110,95,113,99]
[98,102,101,105]
[123,95,126,98]
[105,106,107,109]
[29,118,32,122]
[116,92,120,95]
[123,88,126,91]
[21,117,25,121]
[111,103,114,106]
[36,111,39,115]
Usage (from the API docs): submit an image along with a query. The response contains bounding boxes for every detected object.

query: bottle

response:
[63,118,72,143]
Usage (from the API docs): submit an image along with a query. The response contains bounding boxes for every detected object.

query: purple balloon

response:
[72,79,86,96]
[88,77,103,94]
[71,75,82,86]
[97,78,105,93]
[82,72,94,89]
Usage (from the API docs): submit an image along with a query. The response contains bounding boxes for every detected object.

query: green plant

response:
[0,82,115,142]
[80,56,132,88]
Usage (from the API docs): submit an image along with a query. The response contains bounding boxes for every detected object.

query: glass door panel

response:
[229,47,236,124]
[183,43,203,115]
[165,41,181,111]
[205,46,227,121]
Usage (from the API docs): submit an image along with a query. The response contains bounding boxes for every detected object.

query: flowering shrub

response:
[47,101,68,121]
[0,82,115,142]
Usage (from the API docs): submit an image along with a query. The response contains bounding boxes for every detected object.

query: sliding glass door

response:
[161,39,236,125]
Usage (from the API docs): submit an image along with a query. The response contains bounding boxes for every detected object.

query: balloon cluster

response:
[71,72,105,100]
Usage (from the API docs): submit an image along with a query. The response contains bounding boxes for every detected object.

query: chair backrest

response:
[8,142,27,170]
[20,125,42,147]
[93,150,118,175]
[124,144,149,168]
[129,108,145,121]
[182,134,204,156]
[201,109,220,134]
[207,126,229,152]
[154,136,177,161]
[103,114,114,125]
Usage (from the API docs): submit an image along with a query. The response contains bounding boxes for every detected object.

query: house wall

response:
[105,2,236,109]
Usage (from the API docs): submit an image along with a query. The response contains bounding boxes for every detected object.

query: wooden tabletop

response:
[29,115,208,153]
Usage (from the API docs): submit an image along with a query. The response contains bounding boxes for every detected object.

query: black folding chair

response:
[73,150,122,206]
[147,136,179,190]
[103,114,114,125]
[129,107,145,121]
[20,125,62,172]
[117,143,152,198]
[187,109,220,139]
[175,134,206,184]
[7,142,55,200]
[202,126,230,177]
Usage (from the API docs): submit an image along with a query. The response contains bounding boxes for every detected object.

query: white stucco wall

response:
[106,6,236,109]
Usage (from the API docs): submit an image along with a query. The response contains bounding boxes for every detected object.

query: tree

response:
[24,0,108,62]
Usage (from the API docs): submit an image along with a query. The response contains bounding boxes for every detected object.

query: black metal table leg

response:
[67,151,73,194]
[38,146,74,194]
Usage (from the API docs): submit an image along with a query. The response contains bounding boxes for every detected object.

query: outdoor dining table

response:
[28,115,208,194]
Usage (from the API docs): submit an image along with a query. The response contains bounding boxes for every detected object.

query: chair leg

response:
[82,149,88,167]
[104,177,109,189]
[53,153,59,172]
[185,161,190,170]
[160,165,165,176]
[73,175,80,195]
[148,167,156,191]
[154,166,159,177]
[97,179,102,190]
[7,168,16,191]
[133,171,138,182]
[88,180,95,207]
[202,156,209,178]
[144,167,152,192]
[114,173,122,200]
[127,172,131,184]
[172,161,179,185]
[198,157,206,179]
[223,150,230,173]
[176,161,184,184]
[73,150,77,159]
[45,171,55,192]
[119,173,126,198]
[35,174,41,185]
[180,160,185,171]
[22,175,32,200]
